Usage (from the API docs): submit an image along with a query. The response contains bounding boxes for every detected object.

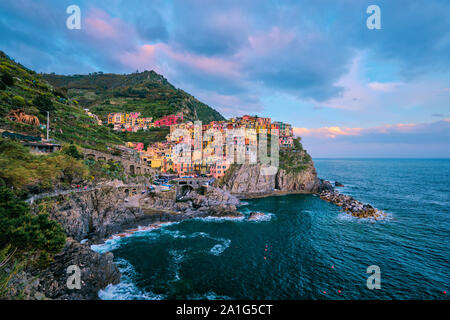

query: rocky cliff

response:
[33,186,145,243]
[218,163,321,196]
[217,140,329,196]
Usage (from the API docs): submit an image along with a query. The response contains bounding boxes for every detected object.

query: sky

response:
[1,0,449,157]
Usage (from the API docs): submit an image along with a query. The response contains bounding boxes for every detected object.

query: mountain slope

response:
[0,51,122,150]
[0,51,225,151]
[43,71,225,123]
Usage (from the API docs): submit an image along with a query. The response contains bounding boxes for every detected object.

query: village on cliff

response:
[103,111,294,179]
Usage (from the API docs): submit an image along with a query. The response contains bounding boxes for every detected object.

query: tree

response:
[63,144,83,160]
[0,187,65,254]
[12,95,26,107]
[1,73,14,87]
[293,137,303,150]
[32,95,55,115]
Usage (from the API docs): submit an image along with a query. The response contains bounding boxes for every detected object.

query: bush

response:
[0,186,65,254]
[63,144,83,160]
[32,95,54,114]
[0,138,88,193]
[1,73,14,86]
[12,95,26,107]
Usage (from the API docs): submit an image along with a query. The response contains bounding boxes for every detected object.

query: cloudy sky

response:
[1,0,449,157]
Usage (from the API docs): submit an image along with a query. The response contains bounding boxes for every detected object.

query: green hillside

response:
[0,51,225,151]
[0,51,122,151]
[43,70,225,123]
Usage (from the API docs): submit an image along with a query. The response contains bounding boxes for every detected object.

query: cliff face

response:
[33,186,144,242]
[5,239,121,300]
[218,164,276,194]
[219,163,321,195]
[218,140,323,196]
[276,165,320,192]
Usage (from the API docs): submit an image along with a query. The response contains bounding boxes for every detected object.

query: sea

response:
[92,159,450,300]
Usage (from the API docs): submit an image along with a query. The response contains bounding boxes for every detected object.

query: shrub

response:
[32,95,54,114]
[0,186,66,254]
[12,95,26,107]
[63,144,83,160]
[1,73,14,86]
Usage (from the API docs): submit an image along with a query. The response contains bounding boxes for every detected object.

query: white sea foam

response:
[188,291,231,300]
[192,215,246,222]
[209,239,231,256]
[169,249,186,281]
[98,258,165,300]
[91,222,180,253]
[247,212,274,222]
[91,236,122,254]
[337,211,393,223]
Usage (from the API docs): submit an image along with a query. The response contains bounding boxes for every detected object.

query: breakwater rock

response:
[320,190,386,220]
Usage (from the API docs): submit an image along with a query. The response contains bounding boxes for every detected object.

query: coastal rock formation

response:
[6,239,120,300]
[218,163,321,196]
[276,166,320,192]
[320,190,386,219]
[33,238,121,300]
[319,179,334,192]
[140,187,242,218]
[32,186,145,242]
[248,212,266,221]
[335,181,344,187]
[218,164,276,194]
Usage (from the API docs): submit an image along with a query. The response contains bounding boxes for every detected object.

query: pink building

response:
[154,114,184,127]
[209,162,231,179]
[134,142,144,151]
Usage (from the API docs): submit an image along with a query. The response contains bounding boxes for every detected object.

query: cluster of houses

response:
[107,112,183,132]
[126,115,294,179]
[84,108,103,126]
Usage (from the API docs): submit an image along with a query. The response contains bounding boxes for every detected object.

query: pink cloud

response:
[294,122,422,139]
[117,44,160,71]
[84,8,137,42]
[294,126,363,139]
[247,27,296,54]
[117,43,240,77]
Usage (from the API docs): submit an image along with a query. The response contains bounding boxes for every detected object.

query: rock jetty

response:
[320,190,386,220]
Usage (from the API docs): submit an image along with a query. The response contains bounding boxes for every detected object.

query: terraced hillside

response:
[0,51,122,151]
[0,51,225,151]
[43,70,225,123]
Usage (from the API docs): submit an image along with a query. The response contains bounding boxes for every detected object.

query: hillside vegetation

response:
[0,51,225,152]
[43,70,225,123]
[0,51,122,151]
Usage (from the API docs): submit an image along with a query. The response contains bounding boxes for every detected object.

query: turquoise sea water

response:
[92,159,450,300]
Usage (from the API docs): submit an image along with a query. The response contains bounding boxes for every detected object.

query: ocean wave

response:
[337,211,394,223]
[188,291,231,300]
[91,222,180,253]
[247,212,274,222]
[169,249,186,281]
[209,239,231,256]
[98,258,165,300]
[192,215,246,222]
[91,236,122,254]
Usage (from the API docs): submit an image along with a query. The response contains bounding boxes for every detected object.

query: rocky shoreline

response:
[320,190,387,220]
[12,164,385,300]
